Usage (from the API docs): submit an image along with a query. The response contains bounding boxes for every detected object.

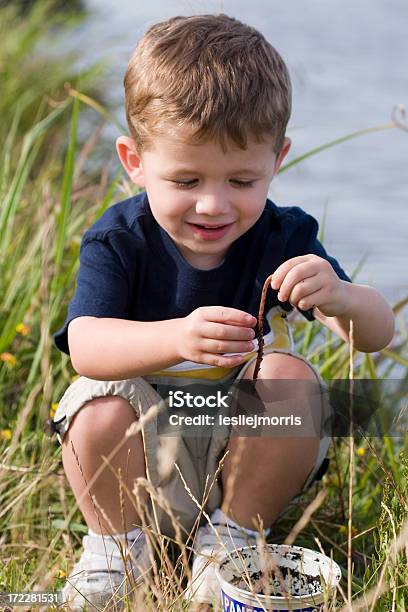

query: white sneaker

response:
[62,532,151,611]
[185,521,263,608]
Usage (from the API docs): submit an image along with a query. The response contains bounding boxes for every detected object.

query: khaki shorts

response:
[53,349,332,539]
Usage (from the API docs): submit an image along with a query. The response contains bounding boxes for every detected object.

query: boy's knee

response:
[260,352,319,381]
[244,353,322,416]
[68,395,137,436]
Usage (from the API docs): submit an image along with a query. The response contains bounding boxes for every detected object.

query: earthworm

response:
[253,274,274,382]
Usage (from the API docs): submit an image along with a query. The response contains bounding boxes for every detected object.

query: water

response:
[63,0,407,309]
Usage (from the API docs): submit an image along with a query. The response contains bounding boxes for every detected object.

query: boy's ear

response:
[273,137,291,175]
[116,136,145,187]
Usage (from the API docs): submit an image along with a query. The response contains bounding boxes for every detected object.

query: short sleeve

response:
[53,235,130,355]
[284,208,352,283]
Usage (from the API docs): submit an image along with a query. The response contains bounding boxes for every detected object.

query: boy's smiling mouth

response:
[186,221,234,240]
[189,222,232,228]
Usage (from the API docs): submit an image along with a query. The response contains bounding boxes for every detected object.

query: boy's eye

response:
[172,180,197,188]
[232,180,254,188]
[171,179,254,188]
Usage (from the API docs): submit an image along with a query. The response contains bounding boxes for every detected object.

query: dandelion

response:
[58,569,66,579]
[356,447,366,456]
[1,352,17,366]
[16,322,31,336]
[0,429,12,440]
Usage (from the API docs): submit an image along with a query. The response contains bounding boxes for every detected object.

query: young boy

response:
[52,13,395,611]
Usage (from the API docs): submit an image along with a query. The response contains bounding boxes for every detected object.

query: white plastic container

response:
[215,544,341,611]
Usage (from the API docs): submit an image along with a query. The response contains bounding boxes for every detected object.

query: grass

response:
[1,4,408,611]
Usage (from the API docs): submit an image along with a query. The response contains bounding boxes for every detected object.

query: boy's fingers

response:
[204,322,256,341]
[202,338,255,355]
[203,306,257,326]
[271,255,314,288]
[203,352,247,368]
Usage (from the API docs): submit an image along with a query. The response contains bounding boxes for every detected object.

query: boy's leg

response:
[221,352,324,530]
[53,377,168,609]
[53,376,170,536]
[53,375,209,539]
[61,395,148,535]
[185,351,331,608]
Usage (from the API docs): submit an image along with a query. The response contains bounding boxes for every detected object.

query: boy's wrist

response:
[313,280,352,319]
[166,317,185,362]
[137,317,186,373]
[333,280,357,318]
[334,282,373,320]
[321,282,370,325]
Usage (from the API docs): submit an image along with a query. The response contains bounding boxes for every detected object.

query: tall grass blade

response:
[0,101,70,254]
[279,123,397,174]
[50,97,80,301]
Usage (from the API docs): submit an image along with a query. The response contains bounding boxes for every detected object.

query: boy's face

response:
[116,127,291,270]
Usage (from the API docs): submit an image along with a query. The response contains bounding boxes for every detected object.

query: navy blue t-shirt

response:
[53,192,351,356]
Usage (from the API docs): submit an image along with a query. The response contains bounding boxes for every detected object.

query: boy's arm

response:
[68,316,184,380]
[313,281,395,353]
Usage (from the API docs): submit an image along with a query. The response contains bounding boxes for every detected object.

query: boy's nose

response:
[195,194,230,216]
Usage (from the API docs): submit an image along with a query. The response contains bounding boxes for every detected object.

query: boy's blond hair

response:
[124,14,291,153]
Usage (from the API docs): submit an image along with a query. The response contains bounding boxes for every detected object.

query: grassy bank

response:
[0,4,407,610]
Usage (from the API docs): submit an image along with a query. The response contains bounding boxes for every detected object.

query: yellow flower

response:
[356,447,366,456]
[339,524,358,537]
[49,403,59,418]
[1,429,12,440]
[69,237,81,255]
[1,352,17,366]
[58,569,66,578]
[16,322,31,336]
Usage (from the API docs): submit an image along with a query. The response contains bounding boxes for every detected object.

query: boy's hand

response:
[271,255,350,317]
[178,307,257,368]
